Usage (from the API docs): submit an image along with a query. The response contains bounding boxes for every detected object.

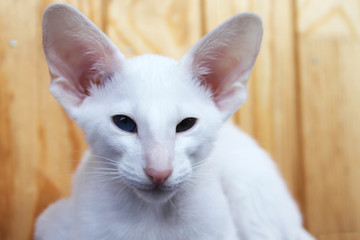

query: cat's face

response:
[76,55,222,203]
[42,4,262,203]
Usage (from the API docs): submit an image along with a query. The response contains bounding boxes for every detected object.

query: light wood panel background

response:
[0,0,359,239]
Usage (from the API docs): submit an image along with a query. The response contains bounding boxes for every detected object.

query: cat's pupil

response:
[176,118,197,133]
[112,115,137,133]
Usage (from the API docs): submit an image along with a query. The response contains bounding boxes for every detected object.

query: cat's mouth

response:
[130,182,180,203]
[123,172,191,203]
[133,186,176,203]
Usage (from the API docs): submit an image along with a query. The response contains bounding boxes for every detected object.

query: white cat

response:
[35,3,315,240]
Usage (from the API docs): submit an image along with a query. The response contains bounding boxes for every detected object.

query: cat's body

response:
[35,3,315,240]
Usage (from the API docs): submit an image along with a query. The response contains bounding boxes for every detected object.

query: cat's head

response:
[42,3,262,203]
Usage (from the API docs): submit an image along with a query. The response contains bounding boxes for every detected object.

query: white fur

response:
[35,3,315,240]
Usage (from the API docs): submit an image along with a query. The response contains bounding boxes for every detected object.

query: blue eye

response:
[176,118,197,133]
[112,115,137,133]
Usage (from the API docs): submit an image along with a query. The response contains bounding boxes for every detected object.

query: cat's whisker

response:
[191,159,209,169]
[168,197,176,210]
[190,173,212,180]
[92,154,119,164]
[79,172,119,182]
[60,150,119,166]
[136,196,147,212]
[180,182,196,196]
[115,184,132,200]
[84,166,119,172]
[78,173,125,191]
[81,173,119,179]
[99,177,124,192]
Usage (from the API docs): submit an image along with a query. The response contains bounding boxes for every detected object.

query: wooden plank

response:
[202,0,302,208]
[299,38,360,237]
[319,233,360,240]
[0,2,43,240]
[0,1,101,239]
[297,0,360,237]
[297,0,360,38]
[105,0,202,59]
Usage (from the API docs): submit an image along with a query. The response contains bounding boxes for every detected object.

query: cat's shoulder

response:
[213,122,277,177]
[34,198,74,240]
[216,122,270,159]
[217,122,259,146]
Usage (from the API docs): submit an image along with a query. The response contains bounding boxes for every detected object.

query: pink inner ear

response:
[43,3,125,110]
[185,14,262,117]
[60,39,112,89]
[195,47,247,101]
[46,34,120,107]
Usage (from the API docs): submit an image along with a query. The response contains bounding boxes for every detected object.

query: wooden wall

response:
[1,0,359,239]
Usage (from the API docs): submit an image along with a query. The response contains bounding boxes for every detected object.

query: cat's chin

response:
[132,186,178,204]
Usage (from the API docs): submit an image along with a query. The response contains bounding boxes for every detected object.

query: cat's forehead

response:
[88,53,214,122]
[126,54,178,70]
[121,54,202,102]
[125,54,183,87]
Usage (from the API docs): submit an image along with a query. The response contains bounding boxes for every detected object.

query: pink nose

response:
[145,168,172,185]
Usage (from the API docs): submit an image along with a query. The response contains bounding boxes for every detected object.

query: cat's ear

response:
[42,3,124,118]
[181,13,263,120]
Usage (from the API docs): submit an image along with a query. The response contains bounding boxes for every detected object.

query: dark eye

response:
[176,118,197,133]
[112,115,137,133]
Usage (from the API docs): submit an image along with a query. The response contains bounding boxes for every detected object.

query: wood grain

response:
[319,233,360,240]
[106,0,202,59]
[299,38,360,237]
[297,0,360,237]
